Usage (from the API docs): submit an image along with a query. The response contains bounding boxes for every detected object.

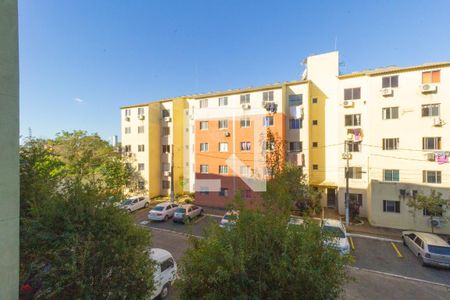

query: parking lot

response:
[132,207,450,287]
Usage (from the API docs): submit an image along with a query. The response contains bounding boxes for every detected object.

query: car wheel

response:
[164,215,169,222]
[159,284,169,299]
[402,237,406,246]
[144,202,149,208]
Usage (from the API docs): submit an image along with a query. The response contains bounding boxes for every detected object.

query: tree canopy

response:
[407,190,450,233]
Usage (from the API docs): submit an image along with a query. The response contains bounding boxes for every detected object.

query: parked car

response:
[321,219,350,255]
[119,196,149,212]
[148,202,179,221]
[149,248,177,299]
[173,204,203,223]
[219,210,239,229]
[402,231,450,268]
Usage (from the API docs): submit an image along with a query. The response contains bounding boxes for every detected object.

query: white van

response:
[149,248,177,299]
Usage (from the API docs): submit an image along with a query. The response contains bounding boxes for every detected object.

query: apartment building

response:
[121,51,450,234]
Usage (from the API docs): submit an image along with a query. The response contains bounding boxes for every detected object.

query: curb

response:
[349,266,450,289]
[348,233,402,243]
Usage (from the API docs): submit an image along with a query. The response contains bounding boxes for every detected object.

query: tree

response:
[264,128,286,178]
[176,195,350,299]
[20,131,155,298]
[407,190,450,233]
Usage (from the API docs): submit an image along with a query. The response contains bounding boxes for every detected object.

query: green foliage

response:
[263,163,322,217]
[407,190,450,233]
[20,131,154,298]
[177,198,350,300]
[21,184,155,299]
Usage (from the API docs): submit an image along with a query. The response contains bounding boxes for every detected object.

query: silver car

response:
[402,231,450,268]
[173,204,203,223]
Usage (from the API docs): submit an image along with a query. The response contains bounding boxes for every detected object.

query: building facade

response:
[121,51,450,234]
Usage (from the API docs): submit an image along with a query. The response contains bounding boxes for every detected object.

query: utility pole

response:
[342,140,351,226]
[170,144,175,203]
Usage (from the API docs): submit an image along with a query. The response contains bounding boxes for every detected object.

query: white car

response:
[119,196,149,212]
[321,219,350,255]
[149,248,177,299]
[219,210,239,229]
[173,204,203,223]
[148,202,179,221]
[402,231,450,268]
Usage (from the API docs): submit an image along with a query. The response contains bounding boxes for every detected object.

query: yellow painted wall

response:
[148,102,161,197]
[172,98,187,195]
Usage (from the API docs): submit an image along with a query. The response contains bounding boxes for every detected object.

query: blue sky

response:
[19,0,450,141]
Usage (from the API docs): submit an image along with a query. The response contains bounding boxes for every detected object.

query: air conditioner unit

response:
[163,117,172,122]
[426,152,435,161]
[163,171,171,177]
[399,189,406,198]
[433,117,444,127]
[405,189,413,197]
[421,84,437,93]
[381,88,393,97]
[343,100,354,108]
[125,117,130,122]
[430,218,443,228]
[241,103,251,110]
[224,131,231,137]
[138,115,145,120]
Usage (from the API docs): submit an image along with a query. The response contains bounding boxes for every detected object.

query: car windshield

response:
[175,208,186,213]
[428,245,450,255]
[323,226,346,238]
[122,199,132,205]
[152,206,164,211]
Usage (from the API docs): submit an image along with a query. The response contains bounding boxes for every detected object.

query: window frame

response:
[344,87,361,100]
[382,75,399,88]
[288,94,303,106]
[422,137,441,150]
[422,70,440,84]
[383,200,400,213]
[344,114,361,126]
[200,143,209,152]
[383,169,400,182]
[218,119,228,129]
[218,142,229,152]
[422,170,442,184]
[382,107,399,120]
[199,121,209,130]
[263,116,274,127]
[240,118,250,128]
[240,94,250,104]
[200,164,209,174]
[218,97,228,106]
[421,104,440,117]
[289,118,301,129]
[382,138,399,150]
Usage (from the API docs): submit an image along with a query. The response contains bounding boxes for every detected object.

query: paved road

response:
[132,207,450,299]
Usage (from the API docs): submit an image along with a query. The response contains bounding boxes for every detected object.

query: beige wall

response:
[0,0,19,298]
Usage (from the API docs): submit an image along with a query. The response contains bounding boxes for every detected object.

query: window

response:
[348,167,362,179]
[162,180,170,189]
[219,143,228,152]
[422,137,441,150]
[240,165,251,177]
[382,138,399,150]
[218,97,228,106]
[240,94,250,104]
[382,107,399,120]
[382,75,399,88]
[345,114,361,126]
[312,98,318,104]
[423,170,442,184]
[312,164,318,170]
[200,121,208,130]
[200,143,209,152]
[423,205,443,217]
[422,70,440,84]
[263,116,274,126]
[125,127,131,134]
[240,118,250,128]
[288,94,303,106]
[138,181,145,190]
[344,87,361,100]
[347,141,361,152]
[218,120,228,129]
[312,142,318,148]
[219,165,228,174]
[240,141,251,151]
[199,99,208,108]
[162,145,171,153]
[138,145,145,152]
[219,188,229,197]
[289,118,301,129]
[289,142,302,152]
[138,107,145,115]
[138,126,144,134]
[138,162,144,171]
[124,145,131,152]
[163,127,170,136]
[160,258,174,272]
[383,200,400,213]
[125,109,131,116]
[199,186,209,195]
[384,169,399,182]
[312,120,318,126]
[162,110,170,118]
[422,104,440,117]
[200,165,209,174]
[263,141,275,151]
[349,194,363,207]
[263,91,274,102]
